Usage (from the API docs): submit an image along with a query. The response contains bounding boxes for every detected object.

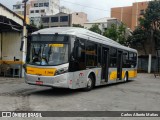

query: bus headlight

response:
[55,67,68,75]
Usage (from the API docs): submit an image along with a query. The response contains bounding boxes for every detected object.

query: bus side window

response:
[129,52,135,68]
[109,48,117,67]
[123,51,128,68]
[86,41,97,67]
[69,38,86,71]
[98,45,101,67]
[133,53,137,67]
[78,39,86,70]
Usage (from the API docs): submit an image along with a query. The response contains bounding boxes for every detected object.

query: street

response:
[0,73,159,112]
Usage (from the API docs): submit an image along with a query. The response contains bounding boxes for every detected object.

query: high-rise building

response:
[29,0,60,27]
[13,1,30,16]
[111,1,148,31]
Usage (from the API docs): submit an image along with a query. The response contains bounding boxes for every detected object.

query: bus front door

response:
[117,51,123,80]
[102,48,109,82]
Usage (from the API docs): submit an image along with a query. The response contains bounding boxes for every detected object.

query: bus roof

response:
[32,27,137,53]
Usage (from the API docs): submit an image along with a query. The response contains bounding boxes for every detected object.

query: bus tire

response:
[83,74,94,91]
[124,72,128,82]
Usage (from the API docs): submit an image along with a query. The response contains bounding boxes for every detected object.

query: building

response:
[111,1,148,31]
[13,1,30,16]
[0,3,27,77]
[29,0,60,27]
[84,17,121,33]
[0,3,37,77]
[71,12,88,26]
[41,12,88,28]
[60,6,72,14]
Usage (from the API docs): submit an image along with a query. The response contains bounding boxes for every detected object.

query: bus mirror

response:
[73,46,81,60]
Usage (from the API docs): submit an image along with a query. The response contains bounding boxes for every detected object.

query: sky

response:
[0,0,151,21]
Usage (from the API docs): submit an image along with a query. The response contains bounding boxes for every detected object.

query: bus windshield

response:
[27,43,69,66]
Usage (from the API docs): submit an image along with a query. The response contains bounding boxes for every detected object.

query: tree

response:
[72,24,84,28]
[117,23,126,45]
[103,24,118,41]
[103,23,127,45]
[127,27,148,54]
[89,24,102,35]
[130,0,160,54]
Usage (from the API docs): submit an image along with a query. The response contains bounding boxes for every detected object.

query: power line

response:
[61,0,149,16]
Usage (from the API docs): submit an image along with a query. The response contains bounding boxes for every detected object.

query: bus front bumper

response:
[24,73,70,88]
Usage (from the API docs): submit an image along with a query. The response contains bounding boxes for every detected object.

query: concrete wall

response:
[111,1,148,31]
[1,32,22,61]
[84,23,94,29]
[111,6,132,29]
[131,2,148,30]
[71,12,88,26]
[138,57,157,73]
[42,12,70,27]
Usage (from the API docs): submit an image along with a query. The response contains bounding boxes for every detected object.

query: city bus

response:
[24,27,138,91]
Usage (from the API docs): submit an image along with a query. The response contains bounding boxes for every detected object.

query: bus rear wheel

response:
[83,75,94,91]
[124,72,128,82]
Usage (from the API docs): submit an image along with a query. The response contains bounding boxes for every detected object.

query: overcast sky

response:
[0,0,151,21]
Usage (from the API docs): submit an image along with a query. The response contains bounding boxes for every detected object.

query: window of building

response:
[44,2,49,7]
[34,3,38,7]
[140,10,145,15]
[60,16,68,22]
[51,17,59,22]
[41,10,45,13]
[109,48,117,67]
[13,5,21,9]
[35,10,39,13]
[30,10,34,13]
[39,3,43,7]
[98,45,101,67]
[42,17,49,23]
[86,41,97,67]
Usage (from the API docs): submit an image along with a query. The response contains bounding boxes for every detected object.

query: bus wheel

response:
[83,75,94,91]
[124,72,128,82]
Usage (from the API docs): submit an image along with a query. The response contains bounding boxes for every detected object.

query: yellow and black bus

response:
[24,27,138,91]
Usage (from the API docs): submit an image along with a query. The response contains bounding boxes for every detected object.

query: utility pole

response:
[22,0,28,77]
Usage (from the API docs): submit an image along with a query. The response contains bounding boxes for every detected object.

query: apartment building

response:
[111,1,148,31]
[41,12,88,28]
[29,0,60,27]
[13,1,30,16]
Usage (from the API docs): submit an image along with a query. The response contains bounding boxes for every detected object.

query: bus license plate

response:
[36,81,43,85]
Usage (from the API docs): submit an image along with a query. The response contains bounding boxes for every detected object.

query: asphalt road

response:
[0,73,160,119]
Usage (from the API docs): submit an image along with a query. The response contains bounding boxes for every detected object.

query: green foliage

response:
[127,27,148,54]
[103,24,118,41]
[129,0,160,54]
[103,23,127,45]
[89,24,102,35]
[72,24,84,28]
